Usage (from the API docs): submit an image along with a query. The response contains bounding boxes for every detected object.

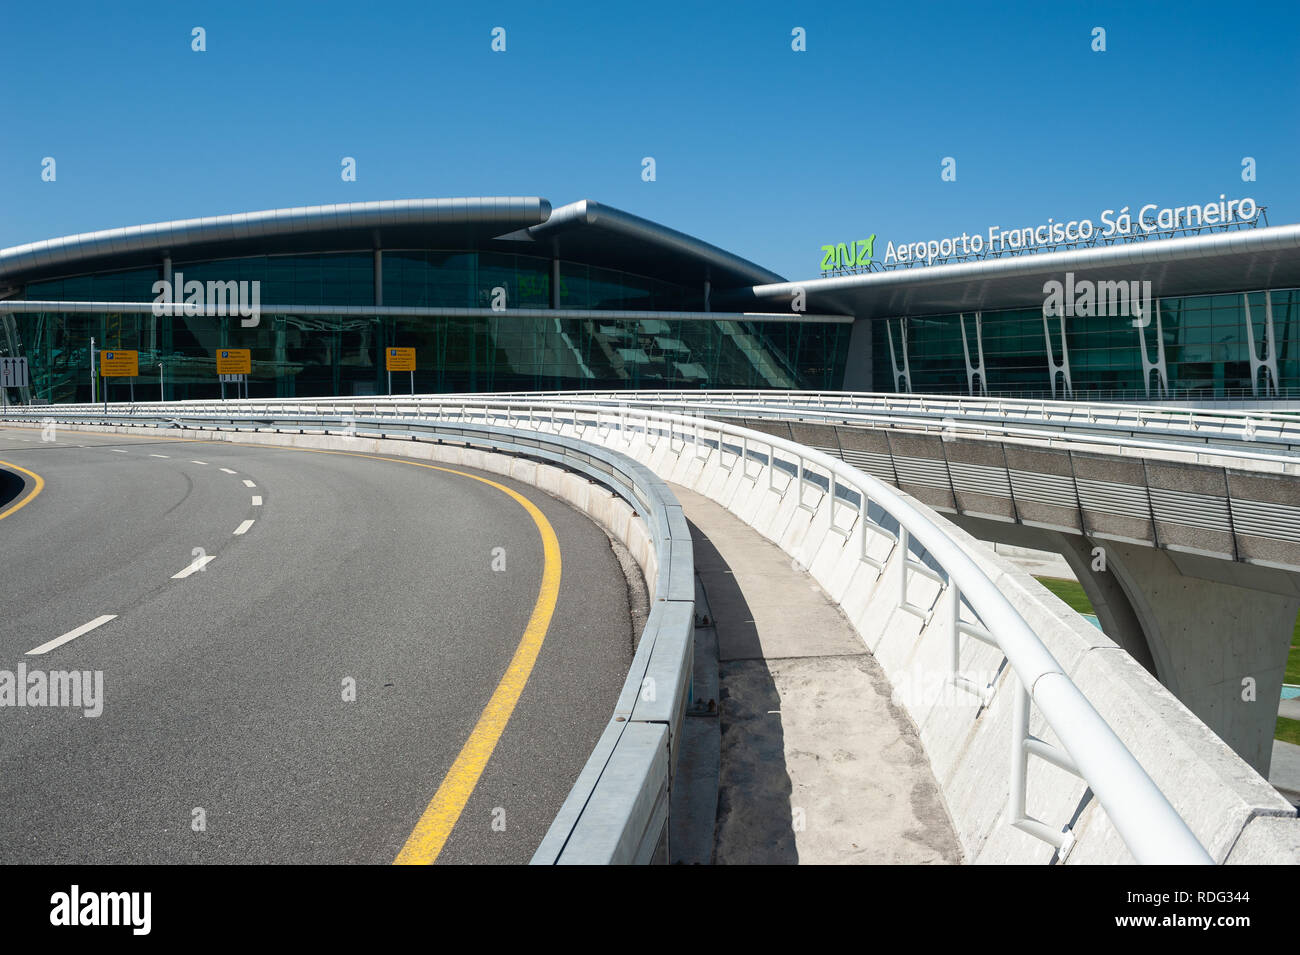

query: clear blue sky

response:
[2,0,1296,280]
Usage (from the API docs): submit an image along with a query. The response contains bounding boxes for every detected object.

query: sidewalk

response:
[1272,740,1300,808]
[669,485,962,864]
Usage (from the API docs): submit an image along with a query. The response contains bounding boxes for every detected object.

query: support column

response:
[1071,537,1298,775]
[959,311,988,396]
[1243,292,1279,397]
[1042,307,1072,398]
[950,511,1299,776]
[1138,300,1169,399]
[886,318,911,393]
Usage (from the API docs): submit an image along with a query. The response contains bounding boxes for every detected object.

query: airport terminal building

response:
[1,196,1299,403]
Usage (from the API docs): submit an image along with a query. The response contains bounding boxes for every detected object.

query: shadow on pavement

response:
[687,516,799,864]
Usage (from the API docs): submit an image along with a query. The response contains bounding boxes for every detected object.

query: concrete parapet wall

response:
[544,419,1300,864]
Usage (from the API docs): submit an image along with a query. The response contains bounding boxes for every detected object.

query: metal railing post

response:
[1010,680,1030,830]
[896,527,909,605]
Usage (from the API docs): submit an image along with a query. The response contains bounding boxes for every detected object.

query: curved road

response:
[0,425,634,864]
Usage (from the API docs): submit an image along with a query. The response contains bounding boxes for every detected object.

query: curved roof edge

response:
[730,223,1300,318]
[530,200,786,287]
[0,197,551,281]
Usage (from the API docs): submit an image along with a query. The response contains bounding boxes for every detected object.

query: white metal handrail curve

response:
[6,398,1215,862]
[472,390,1300,454]
[45,392,1297,470]
[44,388,1300,459]
[477,388,1300,432]
[456,395,1300,469]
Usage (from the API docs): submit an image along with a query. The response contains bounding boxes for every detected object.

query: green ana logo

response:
[820,234,876,270]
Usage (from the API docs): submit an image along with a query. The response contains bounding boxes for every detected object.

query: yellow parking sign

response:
[386,348,416,372]
[215,349,251,375]
[99,350,139,377]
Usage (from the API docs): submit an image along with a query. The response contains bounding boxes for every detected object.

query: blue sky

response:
[2,0,1296,279]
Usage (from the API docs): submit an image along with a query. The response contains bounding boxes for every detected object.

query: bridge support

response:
[951,515,1298,776]
[1066,539,1298,776]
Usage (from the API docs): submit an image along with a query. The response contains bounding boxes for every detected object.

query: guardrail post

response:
[859,494,871,561]
[1010,679,1030,832]
[896,527,909,605]
[947,581,961,675]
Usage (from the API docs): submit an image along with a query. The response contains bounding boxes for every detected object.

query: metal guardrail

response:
[41,388,1300,461]
[6,399,1216,863]
[372,390,1300,470]
[476,389,1300,454]
[5,410,694,865]
[38,390,1300,472]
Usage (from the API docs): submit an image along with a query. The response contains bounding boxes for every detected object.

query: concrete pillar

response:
[1066,537,1298,775]
[951,512,1299,776]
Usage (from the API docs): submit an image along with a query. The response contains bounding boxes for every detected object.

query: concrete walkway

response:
[670,485,962,865]
[1272,740,1300,808]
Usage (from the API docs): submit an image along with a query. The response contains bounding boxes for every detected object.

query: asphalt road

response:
[0,424,634,864]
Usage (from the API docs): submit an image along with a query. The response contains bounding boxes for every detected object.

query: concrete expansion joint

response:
[1219,807,1298,863]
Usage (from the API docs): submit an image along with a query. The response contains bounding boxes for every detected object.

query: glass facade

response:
[6,250,850,402]
[873,288,1300,399]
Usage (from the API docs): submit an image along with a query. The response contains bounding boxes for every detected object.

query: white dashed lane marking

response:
[251,496,262,506]
[242,480,256,488]
[28,615,117,656]
[172,555,216,579]
[219,468,237,475]
[233,520,255,536]
[149,454,169,459]
[190,460,208,465]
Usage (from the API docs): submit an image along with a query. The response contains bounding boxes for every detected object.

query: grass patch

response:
[1277,717,1300,747]
[1034,576,1095,616]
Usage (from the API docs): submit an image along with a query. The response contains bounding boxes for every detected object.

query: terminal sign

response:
[386,348,416,372]
[99,350,139,377]
[215,349,251,375]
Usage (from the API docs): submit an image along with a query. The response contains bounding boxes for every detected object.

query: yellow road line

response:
[0,460,45,522]
[4,424,562,860]
[236,444,562,865]
[394,464,561,864]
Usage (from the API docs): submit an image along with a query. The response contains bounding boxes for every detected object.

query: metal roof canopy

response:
[521,200,784,290]
[0,196,783,293]
[719,223,1300,319]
